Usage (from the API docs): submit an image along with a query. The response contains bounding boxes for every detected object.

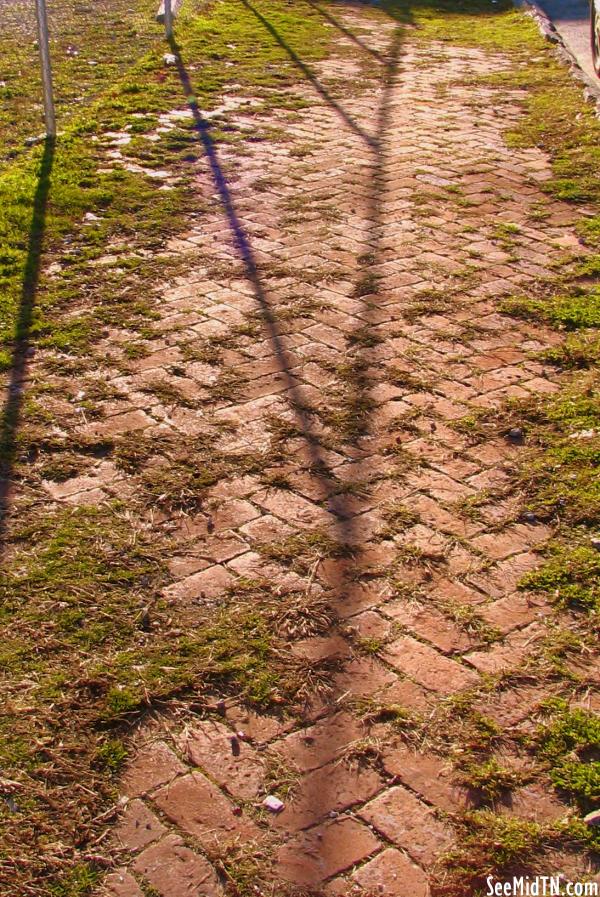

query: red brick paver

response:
[57,6,592,894]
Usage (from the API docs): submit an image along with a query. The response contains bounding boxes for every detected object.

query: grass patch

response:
[502,287,600,331]
[535,699,600,820]
[522,544,600,613]
[457,756,526,803]
[542,332,600,369]
[261,528,350,576]
[433,812,548,896]
[0,504,331,891]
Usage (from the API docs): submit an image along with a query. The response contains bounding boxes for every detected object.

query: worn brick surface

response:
[358,786,455,869]
[382,743,473,813]
[113,799,166,853]
[133,834,223,896]
[383,635,479,694]
[499,783,569,824]
[272,759,382,831]
[352,847,431,896]
[178,719,265,799]
[276,712,365,772]
[121,742,186,798]
[465,622,546,674]
[102,870,145,897]
[382,600,473,653]
[163,564,235,602]
[479,592,550,633]
[75,6,587,891]
[152,772,262,850]
[276,818,381,887]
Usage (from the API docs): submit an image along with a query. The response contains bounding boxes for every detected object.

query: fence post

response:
[34,0,56,138]
[164,0,173,40]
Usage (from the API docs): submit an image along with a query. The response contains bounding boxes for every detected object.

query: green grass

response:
[535,699,600,819]
[48,865,100,897]
[542,332,600,369]
[435,812,548,897]
[523,544,600,612]
[393,0,534,49]
[0,0,161,162]
[503,288,600,330]
[457,757,526,802]
[0,0,333,360]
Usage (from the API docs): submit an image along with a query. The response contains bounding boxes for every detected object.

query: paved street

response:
[534,0,597,81]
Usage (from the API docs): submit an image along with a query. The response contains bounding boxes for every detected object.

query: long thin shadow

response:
[169,11,405,878]
[0,137,54,543]
[305,0,388,63]
[241,0,408,447]
[168,38,340,482]
[342,26,405,445]
[239,0,379,150]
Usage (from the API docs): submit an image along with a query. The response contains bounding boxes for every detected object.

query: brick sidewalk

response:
[35,6,592,896]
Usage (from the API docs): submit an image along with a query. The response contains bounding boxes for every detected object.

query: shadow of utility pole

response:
[0,136,55,542]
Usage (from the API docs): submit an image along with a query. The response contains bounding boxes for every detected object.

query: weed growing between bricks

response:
[420,4,600,885]
[1,0,600,894]
[0,505,337,892]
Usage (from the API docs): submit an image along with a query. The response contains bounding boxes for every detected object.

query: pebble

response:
[569,428,596,440]
[262,795,284,813]
[584,808,600,826]
[506,427,524,444]
[138,608,151,631]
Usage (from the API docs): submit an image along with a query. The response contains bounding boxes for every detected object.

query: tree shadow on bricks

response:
[168,10,411,889]
[240,0,408,448]
[0,136,54,548]
[306,0,390,62]
[240,0,381,148]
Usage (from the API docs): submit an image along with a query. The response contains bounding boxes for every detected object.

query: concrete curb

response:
[514,0,600,112]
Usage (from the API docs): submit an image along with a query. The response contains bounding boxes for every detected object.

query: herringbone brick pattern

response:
[34,8,592,896]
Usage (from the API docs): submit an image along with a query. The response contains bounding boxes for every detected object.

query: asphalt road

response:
[533,0,597,81]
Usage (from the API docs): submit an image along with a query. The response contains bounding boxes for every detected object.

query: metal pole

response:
[34,0,56,137]
[164,0,173,40]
